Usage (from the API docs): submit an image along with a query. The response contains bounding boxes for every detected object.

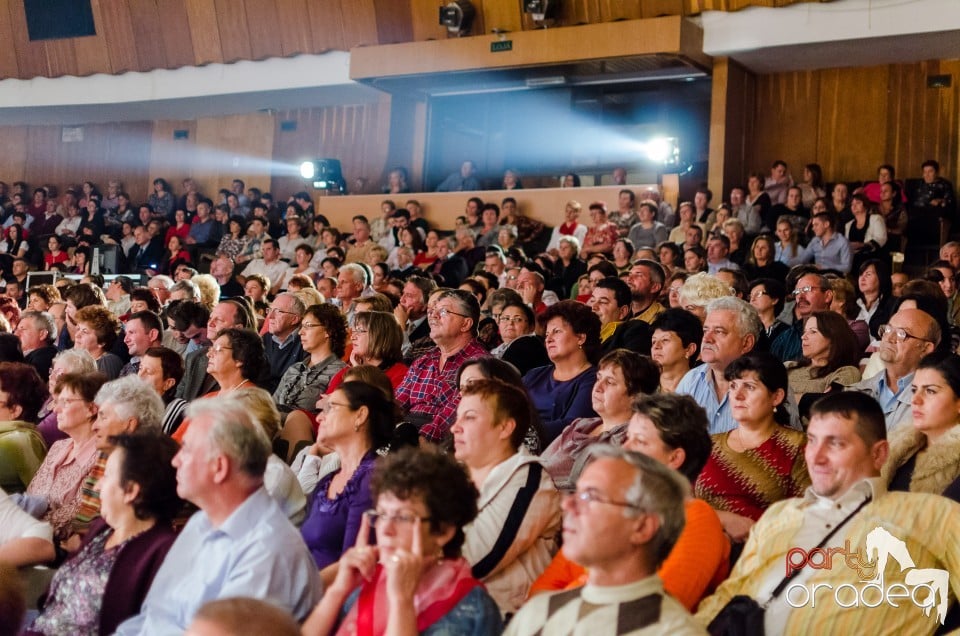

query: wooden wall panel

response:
[0,0,19,78]
[149,120,199,192]
[12,123,154,202]
[270,99,392,200]
[816,66,888,180]
[411,0,450,41]
[745,61,959,187]
[243,0,285,60]
[372,0,413,45]
[340,0,383,49]
[99,0,141,74]
[748,70,820,182]
[128,0,170,71]
[43,39,79,78]
[709,58,756,201]
[0,127,28,184]
[74,0,114,76]
[184,0,225,65]
[6,0,47,79]
[193,114,275,197]
[214,0,253,62]
[156,0,196,69]
[307,0,345,51]
[484,1,523,35]
[600,0,644,21]
[275,0,316,55]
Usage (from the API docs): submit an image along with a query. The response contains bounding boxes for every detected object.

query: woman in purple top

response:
[300,381,395,586]
[522,300,601,444]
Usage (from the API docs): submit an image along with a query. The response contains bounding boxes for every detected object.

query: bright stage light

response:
[299,161,315,180]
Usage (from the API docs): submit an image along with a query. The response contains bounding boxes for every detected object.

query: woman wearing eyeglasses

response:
[489,301,549,376]
[22,372,107,542]
[300,381,395,585]
[302,447,502,636]
[451,378,561,615]
[328,310,408,393]
[171,328,267,444]
[273,304,347,415]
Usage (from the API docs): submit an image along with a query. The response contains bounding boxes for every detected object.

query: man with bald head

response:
[853,307,939,431]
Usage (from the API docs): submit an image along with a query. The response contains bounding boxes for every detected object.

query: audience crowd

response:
[0,159,959,635]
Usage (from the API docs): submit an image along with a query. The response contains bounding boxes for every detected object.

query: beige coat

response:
[882,423,960,495]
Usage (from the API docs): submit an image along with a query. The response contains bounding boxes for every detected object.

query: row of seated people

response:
[1,226,960,634]
[1,155,954,284]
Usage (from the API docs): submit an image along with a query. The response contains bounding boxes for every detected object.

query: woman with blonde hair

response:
[774,216,802,267]
[191,274,220,310]
[233,387,307,525]
[677,272,734,322]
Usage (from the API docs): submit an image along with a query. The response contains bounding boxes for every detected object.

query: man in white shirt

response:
[240,239,288,295]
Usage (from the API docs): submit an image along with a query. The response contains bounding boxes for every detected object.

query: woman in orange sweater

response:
[529,392,730,612]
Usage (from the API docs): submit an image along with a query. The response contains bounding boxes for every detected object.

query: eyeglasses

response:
[431,307,468,319]
[318,400,351,413]
[351,328,368,336]
[878,324,933,344]
[268,307,297,316]
[210,344,233,354]
[563,488,644,512]
[498,315,526,324]
[364,509,432,527]
[750,290,769,300]
[300,322,322,330]
[791,286,824,297]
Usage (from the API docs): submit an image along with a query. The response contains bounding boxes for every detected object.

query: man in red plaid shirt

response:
[396,288,486,443]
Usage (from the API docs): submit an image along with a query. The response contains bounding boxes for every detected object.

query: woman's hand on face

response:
[349,348,365,368]
[384,517,427,605]
[331,514,378,594]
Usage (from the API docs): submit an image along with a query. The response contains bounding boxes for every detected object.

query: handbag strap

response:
[765,495,872,606]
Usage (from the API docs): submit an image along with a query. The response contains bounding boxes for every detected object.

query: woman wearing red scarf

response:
[303,448,502,635]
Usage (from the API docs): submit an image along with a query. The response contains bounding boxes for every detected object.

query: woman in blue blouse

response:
[299,381,395,585]
[522,300,600,444]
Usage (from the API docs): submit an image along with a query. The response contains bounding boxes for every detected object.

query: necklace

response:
[223,378,251,393]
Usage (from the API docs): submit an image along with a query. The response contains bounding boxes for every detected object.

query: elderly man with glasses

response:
[771,272,834,362]
[852,307,940,431]
[395,289,486,445]
[261,293,306,394]
[506,446,701,635]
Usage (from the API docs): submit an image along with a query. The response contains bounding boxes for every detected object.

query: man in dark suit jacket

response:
[431,237,469,287]
[18,310,58,380]
[127,226,164,275]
